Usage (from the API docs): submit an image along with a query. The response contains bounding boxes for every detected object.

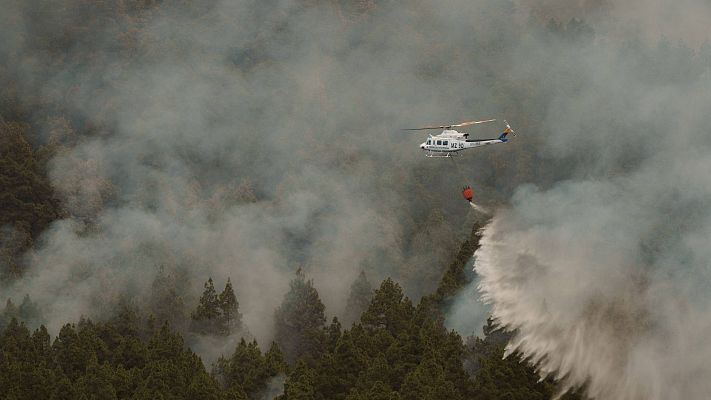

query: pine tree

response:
[186,372,225,400]
[18,294,41,326]
[75,361,118,400]
[52,323,98,382]
[343,270,373,326]
[149,265,186,329]
[0,318,56,398]
[326,317,342,352]
[197,277,220,319]
[0,295,42,331]
[141,323,220,398]
[274,269,327,365]
[0,225,31,280]
[218,277,242,335]
[353,355,392,396]
[217,338,286,397]
[112,335,148,370]
[466,318,586,400]
[3,298,17,318]
[191,277,221,335]
[433,222,483,307]
[360,278,414,337]
[1,299,17,330]
[32,325,52,358]
[345,381,401,400]
[51,374,77,400]
[265,341,288,376]
[218,338,266,395]
[282,361,317,400]
[400,353,461,400]
[110,297,142,338]
[470,344,555,400]
[313,330,366,399]
[0,121,61,276]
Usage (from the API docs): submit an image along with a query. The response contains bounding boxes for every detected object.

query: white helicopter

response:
[405,119,516,157]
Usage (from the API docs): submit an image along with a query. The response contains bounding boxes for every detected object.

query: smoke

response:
[3,0,711,395]
[1,0,501,342]
[469,2,711,399]
[521,0,711,46]
[476,170,711,399]
[258,374,287,400]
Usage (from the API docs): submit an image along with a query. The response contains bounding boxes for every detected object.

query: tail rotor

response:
[504,120,516,136]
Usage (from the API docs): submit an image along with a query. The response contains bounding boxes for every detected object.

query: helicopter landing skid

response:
[425,150,460,158]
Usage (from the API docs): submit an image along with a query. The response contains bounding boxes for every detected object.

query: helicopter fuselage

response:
[419,129,507,157]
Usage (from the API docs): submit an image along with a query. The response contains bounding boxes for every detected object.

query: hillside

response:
[2,0,710,399]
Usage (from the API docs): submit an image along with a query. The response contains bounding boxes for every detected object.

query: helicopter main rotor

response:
[403,118,496,131]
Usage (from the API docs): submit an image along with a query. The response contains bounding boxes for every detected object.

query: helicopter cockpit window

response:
[427,140,431,145]
[436,140,442,145]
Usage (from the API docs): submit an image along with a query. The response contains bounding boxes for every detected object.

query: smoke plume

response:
[471,2,711,398]
[2,1,711,396]
[1,0,494,341]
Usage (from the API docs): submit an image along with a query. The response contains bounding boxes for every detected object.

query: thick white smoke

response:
[4,1,711,391]
[2,0,488,340]
[465,2,711,398]
[475,139,711,399]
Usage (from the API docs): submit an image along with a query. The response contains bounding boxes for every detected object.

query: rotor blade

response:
[402,126,445,131]
[450,119,496,128]
[402,118,496,131]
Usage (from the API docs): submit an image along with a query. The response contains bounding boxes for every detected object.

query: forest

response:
[1,223,583,399]
[3,0,711,399]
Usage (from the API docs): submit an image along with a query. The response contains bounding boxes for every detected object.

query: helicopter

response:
[404,119,516,157]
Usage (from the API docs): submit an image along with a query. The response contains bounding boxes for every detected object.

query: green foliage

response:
[278,278,476,400]
[0,273,587,400]
[343,270,373,326]
[326,317,342,352]
[274,269,327,365]
[471,344,553,400]
[312,330,367,399]
[466,319,586,400]
[1,299,17,331]
[360,278,414,336]
[0,121,61,278]
[149,266,187,329]
[0,294,44,334]
[214,337,287,397]
[265,341,289,376]
[75,362,118,400]
[0,319,56,399]
[400,353,461,400]
[192,277,243,336]
[281,361,316,400]
[217,338,265,395]
[17,294,41,325]
[218,278,242,335]
[191,277,221,334]
[345,381,401,400]
[432,222,484,307]
[0,317,220,400]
